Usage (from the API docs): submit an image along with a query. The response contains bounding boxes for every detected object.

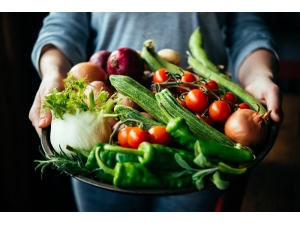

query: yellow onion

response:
[224,108,271,149]
[69,62,108,83]
[157,48,181,66]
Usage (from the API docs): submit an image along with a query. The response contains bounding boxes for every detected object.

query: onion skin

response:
[157,48,181,66]
[107,47,144,81]
[224,109,271,149]
[89,50,111,72]
[69,62,109,83]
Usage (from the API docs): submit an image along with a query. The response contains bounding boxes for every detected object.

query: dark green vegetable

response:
[166,117,255,163]
[102,141,196,172]
[142,39,187,74]
[94,146,192,189]
[114,105,164,130]
[84,143,139,170]
[188,27,230,81]
[109,75,169,124]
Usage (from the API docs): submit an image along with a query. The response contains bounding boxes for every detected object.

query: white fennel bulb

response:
[42,73,117,158]
[50,109,112,157]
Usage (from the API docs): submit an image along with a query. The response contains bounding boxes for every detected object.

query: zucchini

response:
[187,55,267,114]
[155,88,235,147]
[109,75,169,125]
[141,42,163,72]
[114,105,164,130]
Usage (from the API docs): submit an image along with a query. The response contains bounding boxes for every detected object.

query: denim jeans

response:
[71,178,223,212]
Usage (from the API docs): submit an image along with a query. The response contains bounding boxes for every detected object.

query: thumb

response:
[38,109,52,128]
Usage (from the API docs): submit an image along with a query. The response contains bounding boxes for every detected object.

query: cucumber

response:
[155,88,235,147]
[109,75,169,125]
[114,105,164,130]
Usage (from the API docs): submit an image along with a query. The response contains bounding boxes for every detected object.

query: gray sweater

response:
[32,12,278,82]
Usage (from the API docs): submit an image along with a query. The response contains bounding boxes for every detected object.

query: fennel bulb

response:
[42,73,117,157]
[50,109,112,157]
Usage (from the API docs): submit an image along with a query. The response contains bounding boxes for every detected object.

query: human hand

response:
[243,76,284,124]
[237,50,284,125]
[29,75,65,137]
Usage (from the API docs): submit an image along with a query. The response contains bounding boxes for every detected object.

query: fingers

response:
[29,84,52,137]
[264,84,284,124]
[29,91,43,137]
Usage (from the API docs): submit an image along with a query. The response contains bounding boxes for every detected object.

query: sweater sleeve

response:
[31,12,91,78]
[225,13,279,83]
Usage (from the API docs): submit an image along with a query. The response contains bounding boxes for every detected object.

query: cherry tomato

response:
[176,72,197,93]
[148,126,171,146]
[223,92,237,104]
[185,89,209,113]
[128,127,150,149]
[117,126,133,147]
[153,68,169,83]
[238,102,251,109]
[195,113,216,127]
[176,97,187,108]
[209,100,232,122]
[201,79,219,99]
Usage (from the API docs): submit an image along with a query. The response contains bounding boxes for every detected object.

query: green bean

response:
[188,27,231,81]
[189,27,219,72]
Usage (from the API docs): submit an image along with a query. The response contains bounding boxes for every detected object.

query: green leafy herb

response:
[42,73,111,119]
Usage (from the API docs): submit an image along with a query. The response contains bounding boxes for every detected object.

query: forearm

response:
[39,45,72,90]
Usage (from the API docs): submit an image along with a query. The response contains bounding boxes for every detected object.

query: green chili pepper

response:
[166,117,255,163]
[85,144,101,170]
[95,146,192,189]
[85,143,139,170]
[102,141,196,172]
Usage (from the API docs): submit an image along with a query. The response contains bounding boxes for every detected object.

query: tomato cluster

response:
[152,68,251,131]
[118,125,171,149]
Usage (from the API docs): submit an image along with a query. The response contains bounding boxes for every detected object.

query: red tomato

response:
[185,89,209,113]
[148,126,171,146]
[209,100,232,122]
[117,126,133,147]
[177,97,187,108]
[238,102,251,109]
[195,113,216,127]
[153,68,169,83]
[128,127,151,149]
[223,92,237,104]
[176,72,197,93]
[201,79,219,99]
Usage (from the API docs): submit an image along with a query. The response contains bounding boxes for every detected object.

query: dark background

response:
[0,12,299,212]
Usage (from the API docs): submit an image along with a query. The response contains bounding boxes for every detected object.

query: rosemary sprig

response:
[34,146,90,179]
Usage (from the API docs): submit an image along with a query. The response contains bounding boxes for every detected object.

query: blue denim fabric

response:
[71,178,223,212]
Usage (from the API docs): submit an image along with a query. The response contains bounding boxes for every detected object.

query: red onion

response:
[107,47,144,81]
[89,50,111,73]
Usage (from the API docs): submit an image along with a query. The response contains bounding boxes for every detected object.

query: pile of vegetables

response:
[35,27,272,191]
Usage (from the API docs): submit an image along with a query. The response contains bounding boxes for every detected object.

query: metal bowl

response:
[40,120,279,196]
